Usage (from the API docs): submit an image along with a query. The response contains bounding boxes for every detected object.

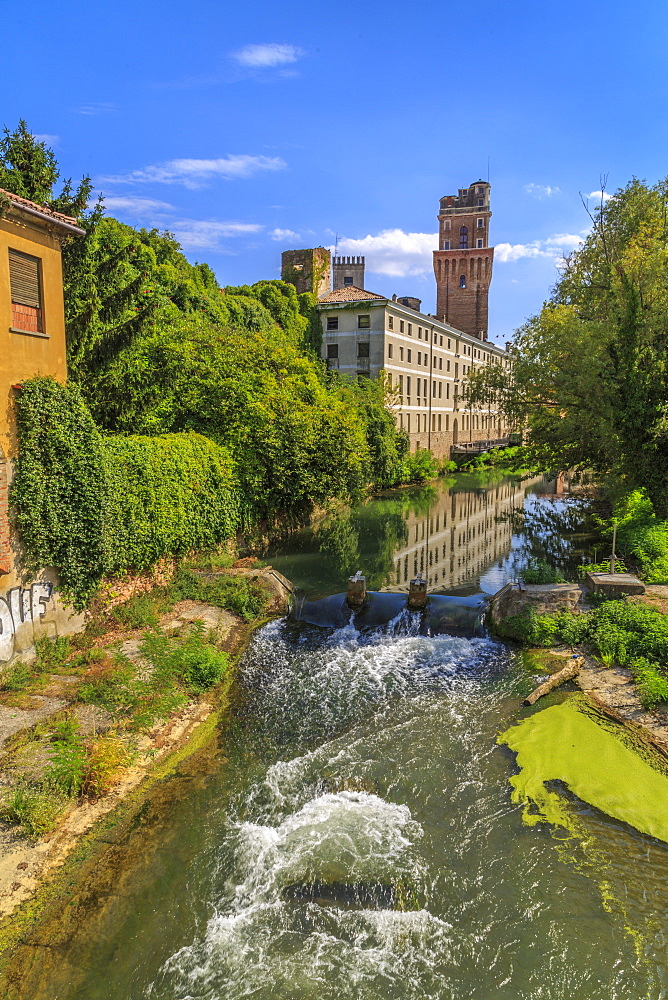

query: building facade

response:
[316,287,511,460]
[0,190,85,662]
[433,180,494,340]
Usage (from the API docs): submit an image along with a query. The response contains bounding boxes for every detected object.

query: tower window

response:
[459,275,467,288]
[444,220,451,230]
[459,226,468,249]
[343,276,353,286]
[327,316,338,331]
[442,240,450,250]
[478,199,483,206]
[477,239,483,248]
[477,218,484,228]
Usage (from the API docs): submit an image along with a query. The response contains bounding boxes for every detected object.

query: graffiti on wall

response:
[0,582,53,662]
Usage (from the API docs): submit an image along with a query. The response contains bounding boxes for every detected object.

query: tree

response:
[465,178,668,516]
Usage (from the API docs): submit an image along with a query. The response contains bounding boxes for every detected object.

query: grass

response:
[520,561,566,585]
[0,783,67,839]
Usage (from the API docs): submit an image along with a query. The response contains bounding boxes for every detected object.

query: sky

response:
[3,0,668,345]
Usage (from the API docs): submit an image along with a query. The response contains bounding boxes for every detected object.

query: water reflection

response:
[264,471,597,599]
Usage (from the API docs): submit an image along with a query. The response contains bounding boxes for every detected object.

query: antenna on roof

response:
[334,232,339,256]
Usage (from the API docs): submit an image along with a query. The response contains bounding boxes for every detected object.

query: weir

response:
[293,586,488,636]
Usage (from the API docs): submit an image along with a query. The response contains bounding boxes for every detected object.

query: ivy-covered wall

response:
[11,378,241,609]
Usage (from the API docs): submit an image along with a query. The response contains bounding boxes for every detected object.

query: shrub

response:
[139,626,229,695]
[171,569,268,622]
[520,561,565,585]
[0,661,34,692]
[402,448,439,484]
[82,733,133,796]
[34,635,72,672]
[629,657,668,708]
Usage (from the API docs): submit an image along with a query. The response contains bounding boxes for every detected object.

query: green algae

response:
[500,697,668,843]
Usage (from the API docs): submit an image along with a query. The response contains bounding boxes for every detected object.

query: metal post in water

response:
[347,571,367,608]
[408,572,428,611]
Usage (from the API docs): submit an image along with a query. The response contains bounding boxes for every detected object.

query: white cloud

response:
[495,232,584,263]
[168,219,262,251]
[271,227,301,241]
[34,133,59,146]
[586,190,614,202]
[334,229,438,278]
[102,195,174,216]
[73,102,117,115]
[232,43,304,67]
[524,183,561,198]
[102,154,286,188]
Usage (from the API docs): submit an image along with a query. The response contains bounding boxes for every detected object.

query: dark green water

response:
[28,473,668,1000]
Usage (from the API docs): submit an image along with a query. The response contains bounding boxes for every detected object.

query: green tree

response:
[465,178,668,515]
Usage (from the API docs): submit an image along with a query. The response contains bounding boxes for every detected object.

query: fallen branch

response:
[523,657,582,706]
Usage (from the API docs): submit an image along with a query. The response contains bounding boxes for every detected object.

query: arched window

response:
[459,225,468,249]
[459,275,466,288]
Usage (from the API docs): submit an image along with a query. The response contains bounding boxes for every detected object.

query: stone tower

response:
[332,255,365,290]
[281,248,331,298]
[432,180,494,340]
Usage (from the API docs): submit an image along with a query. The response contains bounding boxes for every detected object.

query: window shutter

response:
[9,250,41,308]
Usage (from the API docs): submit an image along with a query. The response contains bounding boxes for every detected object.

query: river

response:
[22,471,668,999]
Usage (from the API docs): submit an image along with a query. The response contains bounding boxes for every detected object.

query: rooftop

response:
[317,286,386,303]
[0,188,85,234]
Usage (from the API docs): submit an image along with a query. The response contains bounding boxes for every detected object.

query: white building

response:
[315,287,512,460]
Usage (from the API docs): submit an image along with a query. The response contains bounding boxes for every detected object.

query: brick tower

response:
[433,180,494,340]
[281,248,331,297]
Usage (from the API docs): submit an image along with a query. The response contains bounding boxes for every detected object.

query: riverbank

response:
[0,562,292,982]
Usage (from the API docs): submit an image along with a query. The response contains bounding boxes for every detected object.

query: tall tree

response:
[465,178,668,516]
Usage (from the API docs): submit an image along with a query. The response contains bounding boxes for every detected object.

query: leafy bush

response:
[140,626,229,695]
[83,733,132,796]
[402,448,439,484]
[520,561,565,585]
[610,490,668,583]
[34,635,72,672]
[0,661,34,692]
[171,569,268,622]
[629,657,668,708]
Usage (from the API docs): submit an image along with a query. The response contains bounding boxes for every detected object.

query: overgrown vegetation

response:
[520,561,566,585]
[502,598,668,709]
[4,123,441,597]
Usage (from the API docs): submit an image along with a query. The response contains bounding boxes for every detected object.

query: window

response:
[442,240,450,250]
[388,344,393,359]
[343,276,353,286]
[400,320,405,333]
[438,414,442,430]
[408,323,412,336]
[477,239,483,248]
[432,382,437,397]
[388,315,394,329]
[439,336,443,346]
[444,220,451,230]
[438,381,442,398]
[417,352,422,365]
[459,275,466,288]
[459,225,468,249]
[9,249,43,333]
[327,344,338,358]
[327,316,338,331]
[478,199,483,206]
[432,356,436,368]
[477,218,484,228]
[439,358,443,370]
[446,383,450,399]
[398,374,403,394]
[399,346,404,361]
[407,349,412,363]
[447,360,451,372]
[357,342,370,358]
[424,354,428,366]
[406,376,411,397]
[358,314,370,329]
[433,332,437,344]
[447,338,451,349]
[418,327,422,339]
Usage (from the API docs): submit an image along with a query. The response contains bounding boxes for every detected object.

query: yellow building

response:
[0,190,84,659]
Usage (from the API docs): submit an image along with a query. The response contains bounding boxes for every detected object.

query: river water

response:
[26,473,668,999]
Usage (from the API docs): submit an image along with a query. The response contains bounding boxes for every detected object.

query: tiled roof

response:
[0,188,84,232]
[317,286,386,303]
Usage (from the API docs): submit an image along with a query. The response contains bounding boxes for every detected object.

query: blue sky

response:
[3,0,667,344]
